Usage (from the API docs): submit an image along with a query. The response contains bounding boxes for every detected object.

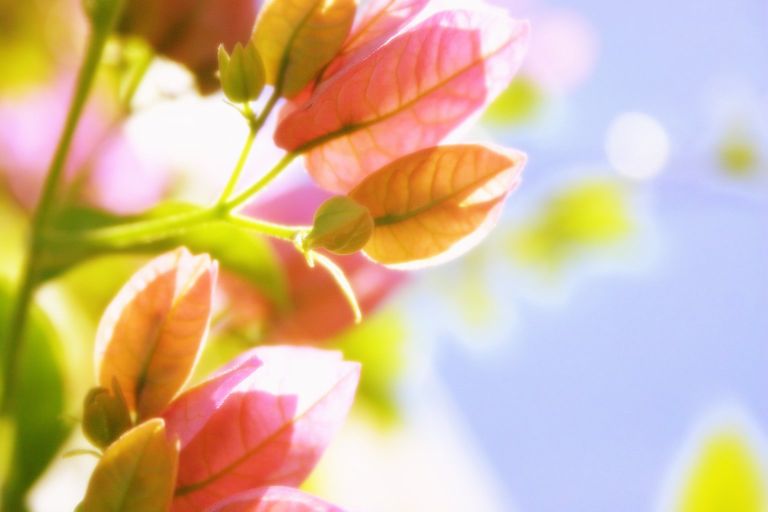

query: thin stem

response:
[218,127,257,203]
[217,88,282,204]
[224,151,298,211]
[226,213,307,241]
[1,3,121,413]
[120,46,154,114]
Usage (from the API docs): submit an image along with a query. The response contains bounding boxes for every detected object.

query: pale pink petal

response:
[274,10,530,193]
[162,354,262,447]
[207,486,344,512]
[523,9,598,94]
[321,0,431,81]
[169,346,360,512]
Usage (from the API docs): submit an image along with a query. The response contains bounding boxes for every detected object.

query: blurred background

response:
[1,0,766,510]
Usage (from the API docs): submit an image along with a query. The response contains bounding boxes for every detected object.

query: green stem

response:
[224,151,298,211]
[226,213,306,241]
[217,88,282,204]
[120,46,154,114]
[1,0,122,412]
[217,127,257,203]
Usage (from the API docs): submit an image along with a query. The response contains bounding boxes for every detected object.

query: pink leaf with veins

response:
[208,486,344,512]
[166,346,360,512]
[274,10,530,193]
[320,0,431,81]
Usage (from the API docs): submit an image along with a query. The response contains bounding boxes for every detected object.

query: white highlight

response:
[605,112,670,180]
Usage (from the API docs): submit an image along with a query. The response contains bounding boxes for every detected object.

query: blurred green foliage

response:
[510,179,632,272]
[331,312,406,426]
[717,134,761,178]
[482,77,543,126]
[0,280,71,512]
[677,429,766,512]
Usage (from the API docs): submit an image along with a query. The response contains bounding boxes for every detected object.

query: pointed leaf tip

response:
[94,247,218,420]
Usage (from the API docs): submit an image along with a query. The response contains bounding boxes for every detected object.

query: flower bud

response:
[82,379,132,449]
[305,196,374,255]
[218,42,265,104]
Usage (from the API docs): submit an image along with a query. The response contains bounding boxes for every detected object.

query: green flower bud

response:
[218,42,266,104]
[305,196,374,255]
[82,379,132,449]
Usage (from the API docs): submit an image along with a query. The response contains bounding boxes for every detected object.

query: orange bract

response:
[349,144,526,267]
[94,248,217,420]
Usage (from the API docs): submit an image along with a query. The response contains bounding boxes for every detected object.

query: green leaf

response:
[79,419,179,512]
[0,280,71,511]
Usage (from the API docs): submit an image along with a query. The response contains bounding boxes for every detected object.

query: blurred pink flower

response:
[0,80,168,213]
[522,8,598,94]
[162,346,359,512]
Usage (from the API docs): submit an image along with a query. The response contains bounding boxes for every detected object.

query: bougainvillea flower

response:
[241,183,408,341]
[95,248,218,420]
[118,0,260,93]
[275,9,530,192]
[208,486,344,511]
[163,346,360,512]
[0,80,167,213]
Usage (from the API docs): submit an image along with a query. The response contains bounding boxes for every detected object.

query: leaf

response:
[275,10,531,192]
[208,486,344,512]
[348,144,526,266]
[0,280,71,511]
[79,419,179,512]
[166,346,360,512]
[94,247,218,420]
[677,429,767,512]
[252,0,357,97]
[319,0,430,82]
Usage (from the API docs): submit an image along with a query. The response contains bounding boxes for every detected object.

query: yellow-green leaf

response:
[252,0,356,97]
[349,145,526,267]
[80,419,179,512]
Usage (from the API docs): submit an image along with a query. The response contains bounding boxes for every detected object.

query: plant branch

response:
[1,0,123,413]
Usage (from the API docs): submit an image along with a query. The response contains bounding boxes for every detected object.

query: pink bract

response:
[164,346,360,512]
[275,9,530,193]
